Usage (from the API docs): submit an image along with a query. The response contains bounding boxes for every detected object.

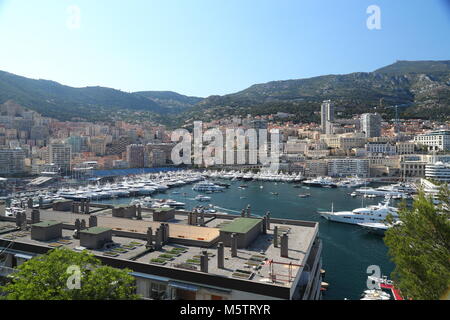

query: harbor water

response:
[99,179,396,300]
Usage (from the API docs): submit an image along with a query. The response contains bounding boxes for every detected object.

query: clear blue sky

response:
[0,0,449,97]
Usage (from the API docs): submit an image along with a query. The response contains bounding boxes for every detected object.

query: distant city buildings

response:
[126,144,145,168]
[413,130,450,151]
[425,161,450,182]
[321,100,334,134]
[327,158,370,178]
[360,113,382,138]
[0,148,26,175]
[48,143,72,174]
[0,98,448,179]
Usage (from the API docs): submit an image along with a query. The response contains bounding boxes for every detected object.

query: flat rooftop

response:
[0,205,319,293]
[81,227,111,235]
[32,220,62,227]
[219,217,261,234]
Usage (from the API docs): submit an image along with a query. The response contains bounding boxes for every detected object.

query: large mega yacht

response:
[355,183,416,198]
[192,181,225,192]
[318,199,398,225]
[303,177,337,188]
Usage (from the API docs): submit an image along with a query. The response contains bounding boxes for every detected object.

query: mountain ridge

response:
[0,60,449,123]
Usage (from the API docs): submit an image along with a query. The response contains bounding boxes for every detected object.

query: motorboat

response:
[195,195,211,202]
[360,290,391,300]
[298,193,311,198]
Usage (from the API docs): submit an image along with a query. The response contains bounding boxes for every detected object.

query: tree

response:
[384,186,450,300]
[0,248,140,300]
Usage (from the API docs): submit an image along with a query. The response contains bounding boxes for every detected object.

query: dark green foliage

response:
[0,248,139,300]
[384,186,450,300]
[0,71,199,121]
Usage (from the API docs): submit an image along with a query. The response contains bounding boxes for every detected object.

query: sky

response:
[0,0,449,97]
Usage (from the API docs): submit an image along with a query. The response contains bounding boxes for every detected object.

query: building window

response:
[150,282,167,300]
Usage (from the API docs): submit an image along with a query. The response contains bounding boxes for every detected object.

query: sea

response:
[97,177,397,300]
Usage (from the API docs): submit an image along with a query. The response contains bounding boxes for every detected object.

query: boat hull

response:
[319,211,388,225]
[303,182,337,188]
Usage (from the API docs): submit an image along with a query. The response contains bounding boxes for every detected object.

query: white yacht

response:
[360,289,391,300]
[319,199,398,225]
[195,195,211,202]
[193,181,224,192]
[355,182,416,198]
[157,199,186,208]
[303,177,337,188]
[355,187,406,198]
[336,177,367,188]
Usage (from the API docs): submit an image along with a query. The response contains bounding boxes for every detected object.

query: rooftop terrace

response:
[0,204,320,299]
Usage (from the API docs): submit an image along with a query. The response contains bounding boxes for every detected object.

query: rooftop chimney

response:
[85,200,90,214]
[89,215,97,228]
[164,223,170,242]
[80,200,85,213]
[137,204,142,220]
[200,251,209,273]
[280,232,289,258]
[266,211,271,230]
[231,233,238,257]
[273,226,279,247]
[241,209,245,217]
[16,211,25,229]
[80,219,86,230]
[146,227,153,248]
[160,223,169,244]
[27,198,33,209]
[154,227,162,250]
[262,215,267,234]
[31,209,40,224]
[74,219,81,239]
[217,242,224,269]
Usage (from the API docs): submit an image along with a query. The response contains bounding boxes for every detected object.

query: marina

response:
[80,172,398,300]
[2,169,409,300]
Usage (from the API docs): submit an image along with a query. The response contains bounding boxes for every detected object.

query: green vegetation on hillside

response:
[1,60,449,125]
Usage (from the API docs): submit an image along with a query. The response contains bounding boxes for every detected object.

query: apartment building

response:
[395,142,416,155]
[0,148,26,175]
[126,144,146,168]
[361,113,382,138]
[327,158,370,178]
[365,142,397,155]
[413,130,450,151]
[48,143,72,173]
[425,162,450,182]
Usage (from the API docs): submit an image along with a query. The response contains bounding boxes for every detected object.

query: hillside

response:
[0,71,197,121]
[134,91,202,112]
[0,60,449,124]
[188,60,450,123]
